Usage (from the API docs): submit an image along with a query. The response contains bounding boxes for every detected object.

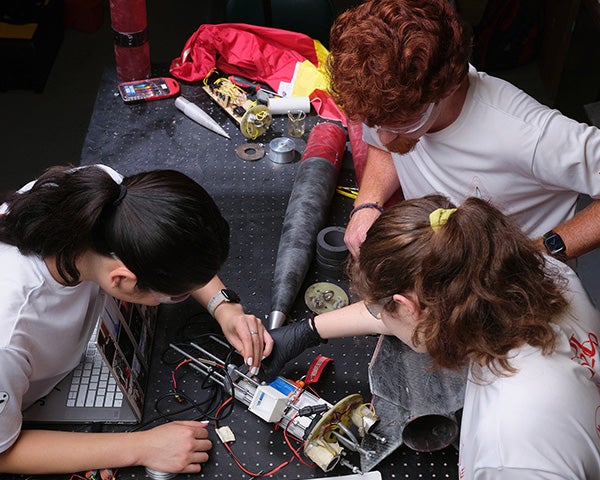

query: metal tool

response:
[228,75,280,97]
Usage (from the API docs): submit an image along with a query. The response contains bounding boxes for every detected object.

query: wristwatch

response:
[207,288,241,317]
[543,230,567,261]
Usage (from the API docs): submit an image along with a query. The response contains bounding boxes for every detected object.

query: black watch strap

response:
[543,230,567,260]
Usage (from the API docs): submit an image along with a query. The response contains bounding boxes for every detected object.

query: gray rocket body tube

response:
[359,335,466,471]
[268,123,346,330]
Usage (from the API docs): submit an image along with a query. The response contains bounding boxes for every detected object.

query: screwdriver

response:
[228,75,280,97]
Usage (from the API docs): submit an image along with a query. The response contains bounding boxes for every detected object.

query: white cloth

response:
[0,164,120,452]
[459,259,600,479]
[363,66,600,239]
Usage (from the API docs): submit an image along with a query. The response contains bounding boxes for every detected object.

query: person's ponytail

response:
[0,165,125,284]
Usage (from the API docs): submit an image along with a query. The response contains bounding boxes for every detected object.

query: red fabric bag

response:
[170,23,345,124]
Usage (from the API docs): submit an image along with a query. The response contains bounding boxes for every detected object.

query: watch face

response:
[544,232,565,255]
[222,288,240,303]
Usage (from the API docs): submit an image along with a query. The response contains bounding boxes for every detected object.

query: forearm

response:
[535,199,600,259]
[1,420,211,475]
[192,275,225,307]
[312,301,392,339]
[0,429,141,474]
[345,146,402,257]
[354,146,402,207]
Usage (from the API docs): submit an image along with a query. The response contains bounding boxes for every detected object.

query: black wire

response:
[151,310,239,426]
[165,343,237,421]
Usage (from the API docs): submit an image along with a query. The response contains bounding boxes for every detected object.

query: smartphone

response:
[118,77,180,103]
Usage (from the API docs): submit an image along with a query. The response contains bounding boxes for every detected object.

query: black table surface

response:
[12,65,459,480]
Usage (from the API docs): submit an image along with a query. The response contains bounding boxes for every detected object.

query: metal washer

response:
[235,143,265,161]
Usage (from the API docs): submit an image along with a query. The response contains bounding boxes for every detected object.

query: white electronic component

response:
[267,95,311,115]
[248,385,288,422]
[216,425,236,443]
[169,337,385,475]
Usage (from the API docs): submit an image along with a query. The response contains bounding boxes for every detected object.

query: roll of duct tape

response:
[317,226,349,262]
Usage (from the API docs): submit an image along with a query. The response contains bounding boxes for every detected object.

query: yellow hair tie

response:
[429,208,457,232]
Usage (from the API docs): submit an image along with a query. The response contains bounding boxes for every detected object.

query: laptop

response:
[23,290,158,424]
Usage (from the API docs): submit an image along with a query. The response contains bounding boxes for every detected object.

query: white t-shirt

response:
[363,66,600,239]
[459,259,600,479]
[0,243,100,452]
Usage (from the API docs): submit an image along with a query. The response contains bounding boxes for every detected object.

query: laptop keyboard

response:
[67,343,124,408]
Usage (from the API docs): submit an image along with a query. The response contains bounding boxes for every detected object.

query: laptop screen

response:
[96,295,158,421]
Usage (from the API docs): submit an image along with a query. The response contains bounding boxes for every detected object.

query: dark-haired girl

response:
[0,164,273,474]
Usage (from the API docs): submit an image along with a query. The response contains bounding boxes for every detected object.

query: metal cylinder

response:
[359,335,465,472]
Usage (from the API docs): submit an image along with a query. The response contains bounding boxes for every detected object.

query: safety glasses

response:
[364,296,394,319]
[373,102,436,135]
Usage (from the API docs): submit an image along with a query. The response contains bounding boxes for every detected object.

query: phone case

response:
[118,77,180,103]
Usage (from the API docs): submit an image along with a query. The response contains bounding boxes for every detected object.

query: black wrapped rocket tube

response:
[267,123,347,330]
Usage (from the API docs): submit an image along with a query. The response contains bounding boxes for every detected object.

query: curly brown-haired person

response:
[327,0,600,264]
[266,195,600,478]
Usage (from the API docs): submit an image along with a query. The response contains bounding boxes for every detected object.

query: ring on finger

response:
[249,330,259,335]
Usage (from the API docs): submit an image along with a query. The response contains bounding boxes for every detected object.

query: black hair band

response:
[112,183,128,207]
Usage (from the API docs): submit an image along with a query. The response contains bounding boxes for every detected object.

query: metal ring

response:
[249,330,259,335]
[235,143,265,161]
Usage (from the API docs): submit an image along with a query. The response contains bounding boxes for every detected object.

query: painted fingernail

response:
[250,366,259,376]
[246,357,253,366]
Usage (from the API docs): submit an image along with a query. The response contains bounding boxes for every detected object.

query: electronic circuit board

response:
[202,75,272,139]
[202,77,254,125]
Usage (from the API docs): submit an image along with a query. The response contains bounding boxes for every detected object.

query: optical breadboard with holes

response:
[8,66,460,480]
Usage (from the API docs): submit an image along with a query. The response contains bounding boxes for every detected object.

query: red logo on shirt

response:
[570,332,599,379]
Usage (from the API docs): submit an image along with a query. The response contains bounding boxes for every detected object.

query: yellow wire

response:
[335,187,358,199]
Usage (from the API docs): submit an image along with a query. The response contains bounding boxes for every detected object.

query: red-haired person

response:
[328,0,600,263]
[267,195,600,479]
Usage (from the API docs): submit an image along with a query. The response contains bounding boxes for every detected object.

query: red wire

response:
[282,413,315,468]
[214,397,301,477]
[69,468,119,480]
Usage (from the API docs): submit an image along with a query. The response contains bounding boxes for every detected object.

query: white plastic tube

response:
[267,96,311,115]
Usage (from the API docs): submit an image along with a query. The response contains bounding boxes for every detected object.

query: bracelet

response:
[349,202,383,218]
